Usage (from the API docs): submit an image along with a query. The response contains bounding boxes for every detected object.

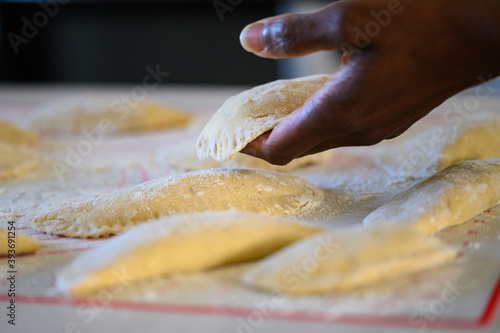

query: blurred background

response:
[0,0,340,86]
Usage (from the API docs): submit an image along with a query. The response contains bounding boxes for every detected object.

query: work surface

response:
[1,85,500,333]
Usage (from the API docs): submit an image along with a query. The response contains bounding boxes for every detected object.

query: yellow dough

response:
[242,225,456,295]
[0,228,39,255]
[0,120,37,145]
[364,159,500,234]
[196,74,329,162]
[31,97,192,133]
[0,142,39,180]
[33,168,323,238]
[437,115,500,170]
[378,113,500,179]
[57,212,325,295]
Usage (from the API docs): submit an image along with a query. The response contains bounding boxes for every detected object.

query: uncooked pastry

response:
[0,142,39,180]
[196,74,329,161]
[57,212,325,295]
[31,97,192,133]
[33,168,324,238]
[0,227,39,255]
[242,224,456,294]
[437,114,500,170]
[0,120,37,145]
[377,112,500,180]
[364,159,500,234]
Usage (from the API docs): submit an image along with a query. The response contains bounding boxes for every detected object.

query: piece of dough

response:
[31,97,192,133]
[160,137,332,172]
[0,228,39,255]
[0,120,37,145]
[437,114,500,170]
[196,74,329,162]
[242,225,456,295]
[57,212,325,295]
[33,168,323,238]
[364,159,500,234]
[377,112,500,180]
[0,142,39,180]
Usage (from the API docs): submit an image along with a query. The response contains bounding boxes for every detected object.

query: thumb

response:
[242,67,354,165]
[240,3,344,59]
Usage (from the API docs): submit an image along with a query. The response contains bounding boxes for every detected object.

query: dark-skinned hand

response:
[239,0,500,165]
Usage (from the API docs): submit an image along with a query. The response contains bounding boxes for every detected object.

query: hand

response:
[239,0,500,165]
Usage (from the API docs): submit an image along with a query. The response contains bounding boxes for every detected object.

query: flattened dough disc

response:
[33,168,323,238]
[196,74,329,161]
[57,212,325,295]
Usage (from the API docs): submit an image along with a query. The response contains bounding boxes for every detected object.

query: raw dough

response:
[160,136,332,172]
[0,227,39,255]
[438,114,500,170]
[242,225,456,294]
[31,97,192,133]
[33,168,324,238]
[57,212,325,295]
[196,74,329,161]
[0,120,37,145]
[0,142,39,180]
[377,112,500,180]
[364,159,500,234]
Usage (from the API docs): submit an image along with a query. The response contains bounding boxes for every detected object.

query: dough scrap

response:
[31,97,192,133]
[57,212,325,295]
[0,142,39,180]
[0,120,37,145]
[0,228,39,255]
[364,159,500,234]
[196,74,329,162]
[33,168,323,238]
[242,225,456,294]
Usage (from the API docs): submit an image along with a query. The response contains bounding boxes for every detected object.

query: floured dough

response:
[437,114,500,170]
[0,227,39,255]
[364,159,500,234]
[31,97,192,133]
[160,136,332,172]
[33,168,323,238]
[0,120,37,145]
[57,212,325,295]
[377,112,500,180]
[197,74,329,161]
[242,225,456,294]
[0,142,39,180]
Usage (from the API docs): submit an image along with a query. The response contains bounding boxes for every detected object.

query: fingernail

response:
[240,22,265,53]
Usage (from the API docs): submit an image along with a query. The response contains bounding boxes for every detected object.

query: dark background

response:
[0,0,280,85]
